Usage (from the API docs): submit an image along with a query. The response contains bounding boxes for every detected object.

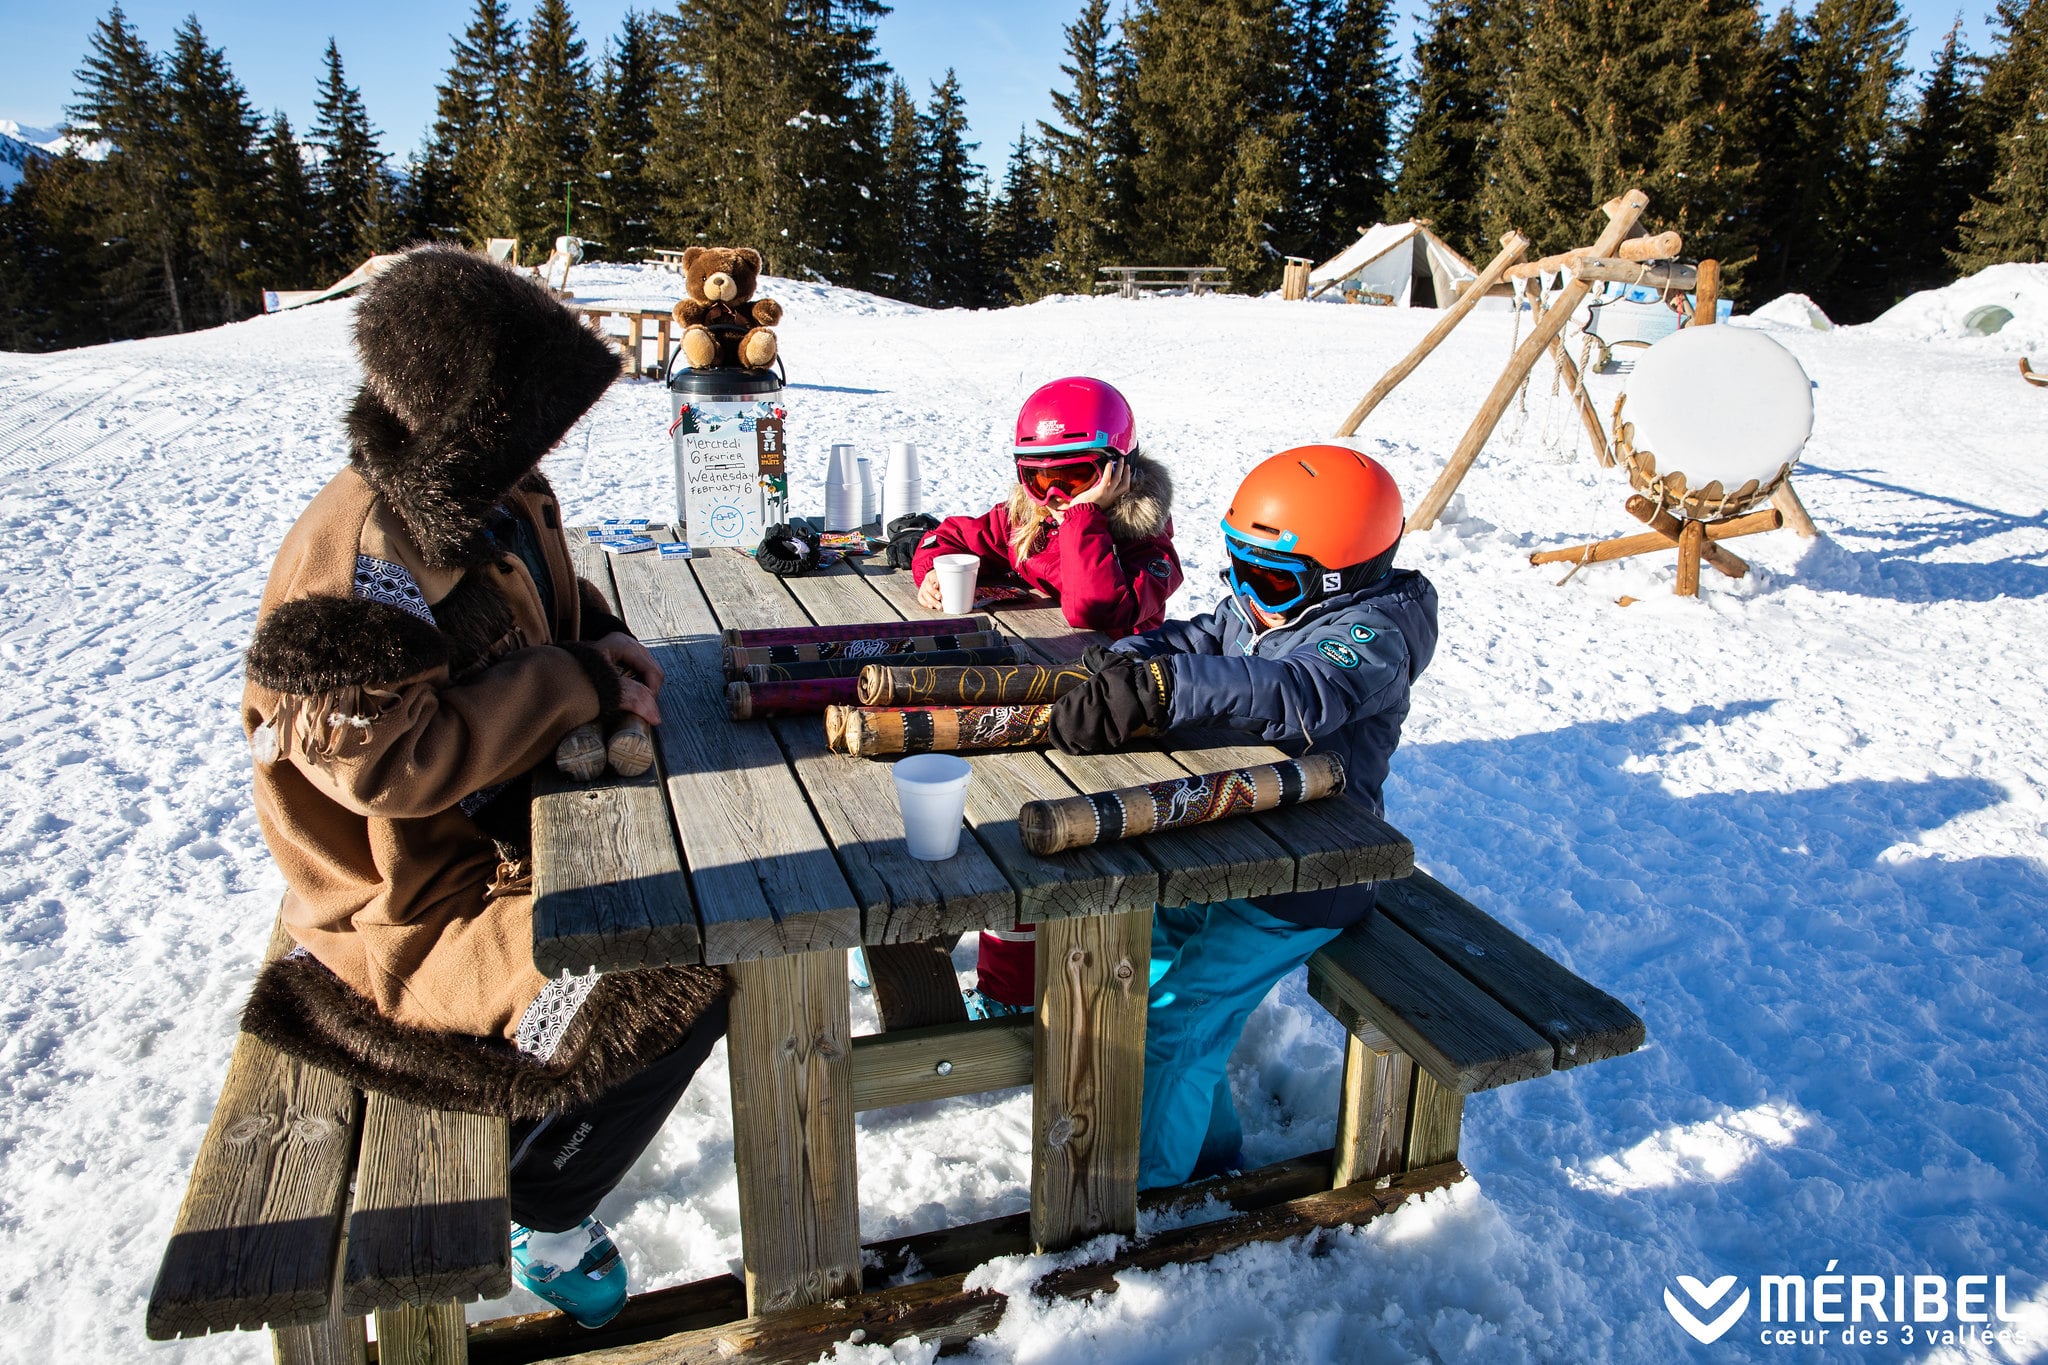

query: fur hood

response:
[345,245,621,570]
[1004,443,1173,542]
[243,951,728,1119]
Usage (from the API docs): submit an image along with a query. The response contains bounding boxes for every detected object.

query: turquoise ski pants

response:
[1139,898,1343,1190]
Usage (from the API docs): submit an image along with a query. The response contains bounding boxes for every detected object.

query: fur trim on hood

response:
[1004,443,1174,544]
[345,245,621,570]
[241,952,728,1119]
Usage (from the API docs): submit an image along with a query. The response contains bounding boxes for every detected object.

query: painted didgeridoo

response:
[720,616,990,648]
[723,631,1007,678]
[857,661,1092,708]
[726,677,859,720]
[745,645,1017,684]
[1018,753,1347,856]
[826,703,1063,756]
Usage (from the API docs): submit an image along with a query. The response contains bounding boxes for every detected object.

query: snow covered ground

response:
[1,263,2045,1363]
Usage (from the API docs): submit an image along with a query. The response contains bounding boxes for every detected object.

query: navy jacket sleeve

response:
[1109,596,1232,659]
[1164,612,1412,744]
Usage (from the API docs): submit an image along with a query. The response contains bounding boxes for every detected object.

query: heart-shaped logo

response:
[1664,1275,1750,1344]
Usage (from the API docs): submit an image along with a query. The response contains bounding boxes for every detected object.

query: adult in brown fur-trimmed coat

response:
[670,245,781,369]
[238,247,726,1186]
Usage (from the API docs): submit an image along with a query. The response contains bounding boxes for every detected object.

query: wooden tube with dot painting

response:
[722,632,1008,680]
[827,704,1058,757]
[744,645,1017,684]
[1018,754,1347,856]
[720,616,991,648]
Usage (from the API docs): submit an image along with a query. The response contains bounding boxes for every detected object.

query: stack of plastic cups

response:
[883,441,922,528]
[857,456,876,528]
[824,443,860,533]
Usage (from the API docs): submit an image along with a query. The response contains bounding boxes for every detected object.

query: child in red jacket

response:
[910,377,1183,1016]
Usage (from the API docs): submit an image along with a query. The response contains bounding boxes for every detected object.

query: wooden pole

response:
[1626,494,1748,578]
[1675,520,1705,597]
[1408,190,1650,531]
[1527,506,1783,565]
[1548,335,1613,466]
[1771,480,1820,538]
[1506,230,1684,280]
[1567,258,1699,290]
[1334,231,1531,437]
[1693,259,1720,325]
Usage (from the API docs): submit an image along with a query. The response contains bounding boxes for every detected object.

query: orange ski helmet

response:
[1221,445,1404,615]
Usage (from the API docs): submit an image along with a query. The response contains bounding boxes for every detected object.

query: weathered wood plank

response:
[1404,1069,1465,1169]
[1373,869,1645,1071]
[1330,1003,1413,1188]
[1308,912,1553,1095]
[341,1097,509,1314]
[463,1151,1341,1365]
[861,939,969,1029]
[273,1310,369,1365]
[608,548,859,962]
[372,1301,468,1365]
[850,1015,1033,1110]
[148,922,362,1339]
[726,951,861,1314]
[551,1163,1464,1365]
[961,748,1160,924]
[1031,907,1150,1252]
[531,539,699,973]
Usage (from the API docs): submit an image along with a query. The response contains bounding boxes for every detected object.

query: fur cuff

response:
[247,595,449,694]
[240,954,729,1119]
[560,641,624,721]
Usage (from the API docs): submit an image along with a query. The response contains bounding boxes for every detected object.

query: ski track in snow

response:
[0,264,2044,1362]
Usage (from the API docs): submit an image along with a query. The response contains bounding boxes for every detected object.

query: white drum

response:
[1615,325,1813,520]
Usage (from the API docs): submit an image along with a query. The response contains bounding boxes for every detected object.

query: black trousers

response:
[507,996,730,1232]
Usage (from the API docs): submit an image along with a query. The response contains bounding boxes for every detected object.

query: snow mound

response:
[1744,293,1833,331]
[1864,261,2048,353]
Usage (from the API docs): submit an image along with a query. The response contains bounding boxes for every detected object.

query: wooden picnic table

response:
[1094,265,1230,300]
[530,531,1414,1317]
[646,248,692,274]
[572,304,675,379]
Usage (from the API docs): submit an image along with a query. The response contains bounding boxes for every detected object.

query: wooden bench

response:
[147,923,509,1364]
[1308,870,1646,1181]
[572,304,675,380]
[1094,265,1230,299]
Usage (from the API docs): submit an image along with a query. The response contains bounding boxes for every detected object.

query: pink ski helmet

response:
[1011,377,1137,460]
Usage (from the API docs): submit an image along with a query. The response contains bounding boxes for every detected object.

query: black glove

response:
[1049,650,1173,754]
[755,522,821,577]
[884,513,940,569]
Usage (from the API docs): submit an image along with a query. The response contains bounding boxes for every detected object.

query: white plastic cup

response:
[884,441,921,526]
[857,456,875,526]
[825,443,859,532]
[933,553,980,615]
[893,753,972,860]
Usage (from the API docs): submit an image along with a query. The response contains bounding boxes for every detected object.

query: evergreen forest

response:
[2,0,2044,352]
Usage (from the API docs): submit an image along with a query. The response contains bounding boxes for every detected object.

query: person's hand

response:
[592,632,664,692]
[617,675,663,727]
[916,573,946,610]
[1066,457,1132,510]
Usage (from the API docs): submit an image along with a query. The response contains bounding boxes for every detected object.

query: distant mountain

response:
[1,120,99,193]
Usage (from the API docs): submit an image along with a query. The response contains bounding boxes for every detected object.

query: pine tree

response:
[1953,0,2048,269]
[987,130,1052,301]
[1482,0,1763,271]
[1018,0,1128,299]
[67,4,190,333]
[166,17,265,325]
[1298,0,1401,259]
[309,40,390,274]
[1388,0,1493,255]
[255,113,319,289]
[584,10,661,261]
[1870,24,1984,296]
[1746,4,1806,297]
[916,71,986,306]
[874,77,928,299]
[1124,0,1300,289]
[492,0,593,250]
[424,0,522,244]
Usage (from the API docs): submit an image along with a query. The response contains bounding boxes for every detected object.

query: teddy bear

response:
[670,245,782,370]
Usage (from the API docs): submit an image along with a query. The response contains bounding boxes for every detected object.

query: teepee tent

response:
[1309,221,1479,308]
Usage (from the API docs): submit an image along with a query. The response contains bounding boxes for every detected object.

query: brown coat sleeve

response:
[280,644,610,819]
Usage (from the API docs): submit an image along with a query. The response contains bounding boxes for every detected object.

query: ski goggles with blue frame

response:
[1222,520,1325,615]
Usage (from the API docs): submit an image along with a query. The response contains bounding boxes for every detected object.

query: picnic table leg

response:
[372,1301,466,1365]
[628,314,644,377]
[727,950,861,1313]
[1030,907,1151,1252]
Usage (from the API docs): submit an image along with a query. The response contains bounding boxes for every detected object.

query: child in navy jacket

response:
[1049,444,1438,1188]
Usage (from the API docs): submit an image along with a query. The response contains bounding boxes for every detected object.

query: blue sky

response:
[0,0,1996,171]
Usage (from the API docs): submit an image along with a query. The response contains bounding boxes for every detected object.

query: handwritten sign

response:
[678,398,788,548]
